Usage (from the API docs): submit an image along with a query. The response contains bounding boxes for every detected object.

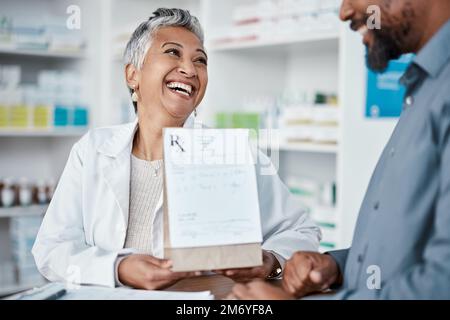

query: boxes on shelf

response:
[216,112,261,132]
[0,67,90,130]
[210,0,341,46]
[0,262,15,287]
[278,92,339,145]
[10,216,45,284]
[286,176,338,249]
[45,24,85,53]
[288,178,336,209]
[0,15,85,53]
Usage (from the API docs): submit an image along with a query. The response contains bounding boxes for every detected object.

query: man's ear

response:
[125,64,139,89]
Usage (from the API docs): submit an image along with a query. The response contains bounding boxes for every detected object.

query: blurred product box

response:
[45,24,85,53]
[280,106,313,125]
[311,125,339,144]
[10,216,45,284]
[0,262,15,287]
[282,125,313,143]
[312,106,339,125]
[0,67,89,130]
[216,112,260,132]
[12,25,47,51]
[211,0,341,45]
[0,102,8,127]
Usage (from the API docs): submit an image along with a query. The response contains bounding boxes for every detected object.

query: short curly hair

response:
[123,8,204,112]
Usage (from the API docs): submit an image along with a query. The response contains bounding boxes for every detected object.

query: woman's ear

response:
[125,64,139,89]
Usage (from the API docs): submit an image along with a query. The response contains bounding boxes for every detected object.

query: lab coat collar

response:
[97,119,138,158]
[97,115,196,157]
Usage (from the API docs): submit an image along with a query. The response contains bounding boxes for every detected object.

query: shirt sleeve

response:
[255,150,322,260]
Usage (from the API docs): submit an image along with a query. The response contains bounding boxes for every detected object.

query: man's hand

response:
[118,254,200,290]
[228,280,294,300]
[213,250,280,282]
[282,251,341,298]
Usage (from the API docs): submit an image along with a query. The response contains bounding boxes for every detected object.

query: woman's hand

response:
[213,250,280,282]
[118,254,199,290]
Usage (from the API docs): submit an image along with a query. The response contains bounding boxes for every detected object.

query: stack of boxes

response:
[210,0,341,46]
[9,216,45,285]
[0,66,89,131]
[286,176,337,251]
[0,15,85,53]
[278,93,339,145]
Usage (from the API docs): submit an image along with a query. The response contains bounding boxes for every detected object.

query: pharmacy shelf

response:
[0,128,88,137]
[0,280,47,297]
[260,141,338,154]
[0,47,86,59]
[0,204,48,218]
[208,31,339,52]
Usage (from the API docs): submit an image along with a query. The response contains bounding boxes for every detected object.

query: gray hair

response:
[123,8,204,70]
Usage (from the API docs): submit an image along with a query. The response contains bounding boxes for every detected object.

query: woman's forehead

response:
[152,26,203,49]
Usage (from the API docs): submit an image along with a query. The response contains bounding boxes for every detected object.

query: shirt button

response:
[405,96,414,107]
[374,201,380,210]
[357,254,364,263]
[390,148,395,157]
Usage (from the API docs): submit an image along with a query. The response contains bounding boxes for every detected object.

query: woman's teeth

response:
[167,82,193,96]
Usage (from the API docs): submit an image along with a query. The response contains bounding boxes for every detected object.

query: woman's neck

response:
[133,110,186,161]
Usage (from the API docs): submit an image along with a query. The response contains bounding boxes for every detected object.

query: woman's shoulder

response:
[76,121,137,153]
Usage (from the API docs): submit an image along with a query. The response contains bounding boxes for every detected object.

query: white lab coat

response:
[32,118,321,287]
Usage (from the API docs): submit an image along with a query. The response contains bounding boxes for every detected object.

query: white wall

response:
[338,27,397,247]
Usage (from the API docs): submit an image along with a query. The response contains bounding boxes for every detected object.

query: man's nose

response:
[339,0,355,22]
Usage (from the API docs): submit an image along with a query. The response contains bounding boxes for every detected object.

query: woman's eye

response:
[196,58,208,65]
[165,48,180,57]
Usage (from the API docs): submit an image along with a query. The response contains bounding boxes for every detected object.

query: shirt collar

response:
[413,18,450,79]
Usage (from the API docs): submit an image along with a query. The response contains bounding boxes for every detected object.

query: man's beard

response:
[366,28,404,73]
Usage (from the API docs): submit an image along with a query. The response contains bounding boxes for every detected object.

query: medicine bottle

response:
[36,180,48,204]
[1,178,15,207]
[18,177,33,206]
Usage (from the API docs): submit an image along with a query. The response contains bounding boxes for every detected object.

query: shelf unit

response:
[209,31,340,52]
[0,128,87,137]
[0,205,48,219]
[0,48,86,60]
[0,0,101,295]
[261,142,338,154]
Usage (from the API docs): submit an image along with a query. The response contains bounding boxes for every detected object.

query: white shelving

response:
[0,128,87,137]
[0,205,48,219]
[209,31,339,52]
[0,0,100,295]
[261,142,338,154]
[0,47,86,60]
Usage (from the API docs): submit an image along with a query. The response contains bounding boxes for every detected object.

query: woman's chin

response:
[164,105,195,120]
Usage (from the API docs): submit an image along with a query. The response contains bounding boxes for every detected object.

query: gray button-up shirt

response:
[329,19,450,299]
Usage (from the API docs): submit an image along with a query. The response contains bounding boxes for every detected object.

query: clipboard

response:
[162,128,263,272]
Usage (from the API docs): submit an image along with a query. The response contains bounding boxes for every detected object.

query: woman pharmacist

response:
[32,8,320,290]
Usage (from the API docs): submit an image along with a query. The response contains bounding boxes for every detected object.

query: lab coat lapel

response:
[102,149,131,226]
[98,120,138,226]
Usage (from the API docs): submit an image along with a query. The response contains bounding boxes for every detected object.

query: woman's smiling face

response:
[135,26,208,120]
